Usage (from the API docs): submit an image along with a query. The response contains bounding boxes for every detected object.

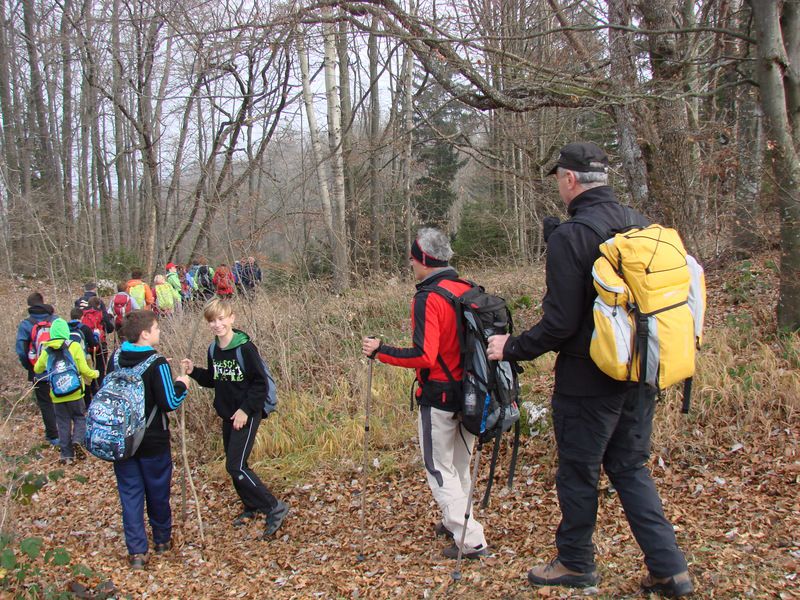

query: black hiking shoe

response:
[441,543,489,560]
[154,540,172,554]
[263,501,289,537]
[233,509,261,527]
[127,554,148,570]
[642,571,694,598]
[434,521,454,540]
[527,558,600,588]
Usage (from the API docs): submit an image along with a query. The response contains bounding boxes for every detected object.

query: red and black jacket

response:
[376,269,470,412]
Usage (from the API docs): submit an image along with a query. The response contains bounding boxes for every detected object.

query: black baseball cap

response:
[547,142,609,175]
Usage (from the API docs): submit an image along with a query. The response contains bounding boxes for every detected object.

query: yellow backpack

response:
[575,218,706,410]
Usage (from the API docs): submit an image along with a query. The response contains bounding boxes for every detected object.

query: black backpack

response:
[197,266,213,291]
[422,280,522,506]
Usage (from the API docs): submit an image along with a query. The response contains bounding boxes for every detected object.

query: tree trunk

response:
[323,15,350,291]
[368,16,382,274]
[748,0,800,330]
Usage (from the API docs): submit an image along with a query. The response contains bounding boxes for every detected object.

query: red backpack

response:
[27,320,53,366]
[112,292,133,329]
[81,308,107,346]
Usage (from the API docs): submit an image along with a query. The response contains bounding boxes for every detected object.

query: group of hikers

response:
[116,257,264,317]
[13,143,693,598]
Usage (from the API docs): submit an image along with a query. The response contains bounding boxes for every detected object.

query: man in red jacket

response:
[362,228,489,560]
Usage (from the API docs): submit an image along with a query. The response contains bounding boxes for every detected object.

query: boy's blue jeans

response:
[113,451,173,555]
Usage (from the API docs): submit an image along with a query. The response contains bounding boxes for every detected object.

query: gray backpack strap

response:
[234,346,278,414]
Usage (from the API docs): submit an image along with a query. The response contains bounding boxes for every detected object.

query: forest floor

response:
[1,259,799,599]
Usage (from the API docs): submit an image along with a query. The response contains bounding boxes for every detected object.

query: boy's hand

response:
[180,358,193,375]
[175,375,190,388]
[231,409,248,430]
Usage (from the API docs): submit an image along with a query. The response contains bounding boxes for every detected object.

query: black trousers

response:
[551,388,688,578]
[34,379,58,440]
[222,413,277,512]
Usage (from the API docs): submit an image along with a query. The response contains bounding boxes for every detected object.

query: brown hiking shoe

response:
[642,571,694,598]
[527,558,600,588]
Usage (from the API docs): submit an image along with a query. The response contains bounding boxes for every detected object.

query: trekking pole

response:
[357,347,375,562]
[452,438,484,582]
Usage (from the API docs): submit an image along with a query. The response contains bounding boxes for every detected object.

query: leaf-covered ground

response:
[2,407,798,599]
[2,257,799,599]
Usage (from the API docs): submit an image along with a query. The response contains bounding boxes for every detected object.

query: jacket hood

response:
[49,318,70,340]
[27,304,55,317]
[218,330,250,350]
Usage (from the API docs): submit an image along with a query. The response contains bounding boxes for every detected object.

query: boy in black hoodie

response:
[181,298,288,538]
[110,310,189,570]
[15,292,59,444]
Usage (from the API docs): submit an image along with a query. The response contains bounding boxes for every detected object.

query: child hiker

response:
[181,298,287,538]
[33,318,99,463]
[109,310,189,569]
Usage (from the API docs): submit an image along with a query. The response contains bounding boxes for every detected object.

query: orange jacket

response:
[126,278,155,309]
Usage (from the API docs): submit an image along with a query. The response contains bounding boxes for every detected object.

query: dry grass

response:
[1,258,797,487]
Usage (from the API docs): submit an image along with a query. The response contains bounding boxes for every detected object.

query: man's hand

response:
[362,336,380,359]
[486,334,510,361]
[231,409,248,431]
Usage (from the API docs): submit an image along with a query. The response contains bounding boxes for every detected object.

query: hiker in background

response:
[111,282,138,335]
[233,260,243,294]
[361,228,489,561]
[153,274,181,317]
[15,292,59,445]
[82,296,113,388]
[68,307,98,407]
[126,268,155,311]
[165,263,183,307]
[182,263,198,304]
[108,310,189,569]
[195,258,215,302]
[240,256,262,297]
[75,281,110,315]
[33,318,99,464]
[486,142,692,598]
[212,263,235,299]
[181,298,288,539]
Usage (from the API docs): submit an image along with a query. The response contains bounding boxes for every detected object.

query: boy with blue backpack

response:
[94,310,189,570]
[180,298,287,538]
[33,318,99,463]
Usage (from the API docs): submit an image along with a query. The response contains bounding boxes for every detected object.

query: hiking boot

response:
[441,543,489,560]
[232,509,260,527]
[527,558,600,588]
[128,554,148,570]
[434,521,454,540]
[642,571,694,598]
[154,540,172,554]
[263,501,289,537]
[58,457,74,466]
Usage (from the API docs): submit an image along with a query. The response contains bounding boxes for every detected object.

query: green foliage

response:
[452,200,513,260]
[412,77,470,227]
[98,248,142,282]
[723,259,769,304]
[1,444,62,504]
[510,295,532,311]
[0,535,75,599]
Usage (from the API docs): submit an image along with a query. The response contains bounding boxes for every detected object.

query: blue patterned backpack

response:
[85,352,160,461]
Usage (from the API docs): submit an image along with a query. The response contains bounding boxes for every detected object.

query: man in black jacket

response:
[487,142,692,598]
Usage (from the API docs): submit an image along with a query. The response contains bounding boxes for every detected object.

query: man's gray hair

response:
[416,227,454,262]
[557,166,608,188]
